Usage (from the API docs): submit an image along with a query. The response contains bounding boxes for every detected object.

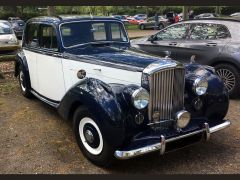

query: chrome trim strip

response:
[31,90,59,108]
[114,120,231,160]
[143,60,184,75]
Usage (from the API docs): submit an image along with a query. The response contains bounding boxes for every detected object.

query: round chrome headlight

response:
[193,77,208,95]
[176,110,191,129]
[132,88,149,110]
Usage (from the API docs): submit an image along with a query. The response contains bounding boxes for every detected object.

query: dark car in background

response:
[131,18,240,97]
[138,16,168,30]
[9,19,25,39]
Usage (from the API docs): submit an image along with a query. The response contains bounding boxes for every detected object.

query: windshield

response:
[0,22,13,35]
[60,21,128,48]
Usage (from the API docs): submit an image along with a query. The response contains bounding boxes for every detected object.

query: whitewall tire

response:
[73,107,115,167]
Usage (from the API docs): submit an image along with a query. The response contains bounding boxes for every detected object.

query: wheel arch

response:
[209,57,240,71]
[58,78,128,147]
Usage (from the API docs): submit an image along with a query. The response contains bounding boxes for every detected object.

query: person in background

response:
[189,10,194,20]
[174,13,180,23]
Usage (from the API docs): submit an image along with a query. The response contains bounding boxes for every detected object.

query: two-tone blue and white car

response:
[15,15,231,167]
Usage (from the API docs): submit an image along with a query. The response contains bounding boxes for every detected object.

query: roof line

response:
[181,18,240,23]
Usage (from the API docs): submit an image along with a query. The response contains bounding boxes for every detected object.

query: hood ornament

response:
[190,55,196,64]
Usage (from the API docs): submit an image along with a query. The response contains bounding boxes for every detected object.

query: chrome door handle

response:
[169,42,177,46]
[93,68,101,72]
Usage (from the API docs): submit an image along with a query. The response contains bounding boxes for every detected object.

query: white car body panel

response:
[24,50,38,91]
[36,53,66,101]
[62,58,142,93]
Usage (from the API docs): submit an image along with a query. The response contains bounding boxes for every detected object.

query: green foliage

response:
[1,6,240,20]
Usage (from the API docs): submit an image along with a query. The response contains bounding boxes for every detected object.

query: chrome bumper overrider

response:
[114,120,231,160]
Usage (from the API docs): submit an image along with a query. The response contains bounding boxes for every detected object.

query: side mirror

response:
[149,35,157,43]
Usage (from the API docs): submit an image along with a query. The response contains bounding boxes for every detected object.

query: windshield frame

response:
[59,20,130,49]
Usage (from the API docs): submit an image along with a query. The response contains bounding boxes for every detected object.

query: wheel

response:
[158,23,164,30]
[73,107,115,167]
[140,24,145,30]
[215,63,240,98]
[18,65,32,98]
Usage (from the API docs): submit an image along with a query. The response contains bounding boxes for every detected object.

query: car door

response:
[36,23,66,101]
[23,23,39,91]
[138,23,191,59]
[174,23,231,64]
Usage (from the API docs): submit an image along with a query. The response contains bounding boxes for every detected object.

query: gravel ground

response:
[0,80,239,174]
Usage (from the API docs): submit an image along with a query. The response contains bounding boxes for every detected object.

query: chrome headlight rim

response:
[131,87,149,110]
[193,77,208,96]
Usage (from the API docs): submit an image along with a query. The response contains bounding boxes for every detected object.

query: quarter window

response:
[39,25,58,50]
[110,23,127,41]
[155,24,190,40]
[189,23,230,40]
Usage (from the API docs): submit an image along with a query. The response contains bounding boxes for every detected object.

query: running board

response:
[31,90,59,108]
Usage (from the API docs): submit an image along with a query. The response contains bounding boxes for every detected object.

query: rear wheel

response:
[18,65,32,98]
[140,24,145,30]
[158,23,164,30]
[73,107,115,167]
[215,63,240,98]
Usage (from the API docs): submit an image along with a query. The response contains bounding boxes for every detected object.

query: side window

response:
[189,23,230,40]
[92,23,106,41]
[25,23,39,48]
[156,24,190,40]
[39,24,58,50]
[110,23,127,42]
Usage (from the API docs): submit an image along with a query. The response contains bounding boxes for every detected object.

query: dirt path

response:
[0,81,239,174]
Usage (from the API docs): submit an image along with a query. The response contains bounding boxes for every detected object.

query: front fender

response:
[58,78,130,147]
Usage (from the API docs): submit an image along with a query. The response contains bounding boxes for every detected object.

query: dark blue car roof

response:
[27,15,121,24]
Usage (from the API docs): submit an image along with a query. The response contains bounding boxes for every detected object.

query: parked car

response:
[9,19,25,39]
[138,16,168,30]
[8,17,21,21]
[0,20,19,61]
[131,18,240,97]
[111,15,129,24]
[194,13,219,19]
[134,14,147,20]
[128,17,145,25]
[15,15,230,166]
[230,12,240,17]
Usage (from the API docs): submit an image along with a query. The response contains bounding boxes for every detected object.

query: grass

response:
[0,81,18,95]
[125,24,139,30]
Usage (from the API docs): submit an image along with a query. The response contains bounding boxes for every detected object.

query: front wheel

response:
[73,107,115,167]
[215,63,240,98]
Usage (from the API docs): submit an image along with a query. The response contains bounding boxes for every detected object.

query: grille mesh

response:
[148,67,185,124]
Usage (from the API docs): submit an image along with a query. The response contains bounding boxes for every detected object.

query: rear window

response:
[189,23,231,40]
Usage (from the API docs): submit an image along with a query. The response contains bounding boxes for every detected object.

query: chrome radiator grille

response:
[148,67,185,124]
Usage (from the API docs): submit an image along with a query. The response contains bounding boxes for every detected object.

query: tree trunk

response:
[215,6,221,15]
[47,6,56,16]
[183,6,189,20]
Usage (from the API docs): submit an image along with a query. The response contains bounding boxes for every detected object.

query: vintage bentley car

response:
[15,16,231,167]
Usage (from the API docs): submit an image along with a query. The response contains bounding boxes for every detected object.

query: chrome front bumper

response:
[114,120,231,160]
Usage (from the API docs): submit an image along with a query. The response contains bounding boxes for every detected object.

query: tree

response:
[47,6,56,16]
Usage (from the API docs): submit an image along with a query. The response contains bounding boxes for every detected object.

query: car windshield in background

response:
[60,21,128,48]
[0,22,13,35]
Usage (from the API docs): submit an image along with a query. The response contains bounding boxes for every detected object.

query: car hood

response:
[64,45,178,71]
[130,36,150,45]
[0,34,17,44]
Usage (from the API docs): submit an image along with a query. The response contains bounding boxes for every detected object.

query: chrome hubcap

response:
[216,68,235,92]
[84,129,94,144]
